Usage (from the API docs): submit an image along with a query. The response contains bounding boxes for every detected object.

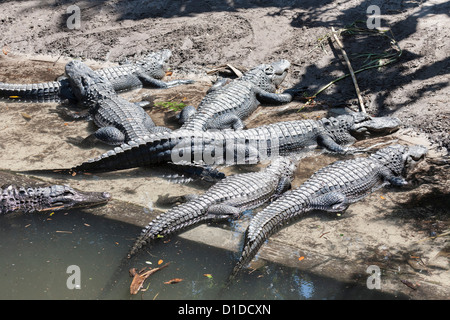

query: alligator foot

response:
[66,135,100,149]
[51,106,91,121]
[155,193,198,206]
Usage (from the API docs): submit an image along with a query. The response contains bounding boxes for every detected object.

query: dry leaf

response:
[164,278,183,284]
[21,112,32,120]
[129,263,170,295]
[165,71,173,76]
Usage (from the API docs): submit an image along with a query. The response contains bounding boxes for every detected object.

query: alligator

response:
[64,60,171,146]
[229,144,428,279]
[0,184,111,214]
[31,111,401,175]
[0,49,193,102]
[178,59,294,131]
[127,156,297,258]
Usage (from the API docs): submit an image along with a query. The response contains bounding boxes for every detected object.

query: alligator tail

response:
[65,131,214,174]
[128,201,207,258]
[73,137,177,173]
[18,168,76,176]
[0,80,72,102]
[229,192,310,280]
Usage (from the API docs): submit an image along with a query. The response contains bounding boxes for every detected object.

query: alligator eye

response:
[264,66,274,75]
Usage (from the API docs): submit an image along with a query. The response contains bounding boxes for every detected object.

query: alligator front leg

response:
[379,168,408,187]
[135,71,194,89]
[54,106,92,121]
[254,87,294,104]
[316,134,357,154]
[206,78,231,94]
[156,193,199,206]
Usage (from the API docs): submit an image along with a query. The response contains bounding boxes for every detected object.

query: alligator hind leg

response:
[177,105,196,124]
[271,176,292,201]
[68,126,126,148]
[93,126,126,145]
[309,192,350,213]
[206,204,243,220]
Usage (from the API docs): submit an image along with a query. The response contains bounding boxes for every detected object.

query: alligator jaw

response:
[351,116,401,136]
[271,59,290,88]
[45,189,111,211]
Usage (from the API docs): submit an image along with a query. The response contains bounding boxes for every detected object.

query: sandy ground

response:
[0,0,448,299]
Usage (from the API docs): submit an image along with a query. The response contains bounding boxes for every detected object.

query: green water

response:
[0,209,405,300]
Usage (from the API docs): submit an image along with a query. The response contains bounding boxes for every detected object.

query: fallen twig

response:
[206,64,246,77]
[299,22,402,112]
[414,229,450,244]
[331,27,366,113]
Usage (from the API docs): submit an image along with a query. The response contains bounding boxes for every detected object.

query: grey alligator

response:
[0,49,193,102]
[127,157,297,258]
[34,112,401,175]
[0,184,111,214]
[65,60,171,146]
[178,59,293,131]
[229,144,427,279]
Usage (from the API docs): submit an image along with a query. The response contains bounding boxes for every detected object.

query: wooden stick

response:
[331,27,366,113]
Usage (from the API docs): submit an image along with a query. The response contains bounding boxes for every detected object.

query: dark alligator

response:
[0,49,193,102]
[34,112,401,175]
[64,60,171,146]
[229,144,428,279]
[178,59,294,131]
[0,184,111,214]
[127,156,297,258]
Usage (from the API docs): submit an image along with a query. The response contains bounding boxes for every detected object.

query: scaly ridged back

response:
[231,147,408,278]
[128,157,295,257]
[72,119,324,173]
[181,80,257,131]
[0,185,52,214]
